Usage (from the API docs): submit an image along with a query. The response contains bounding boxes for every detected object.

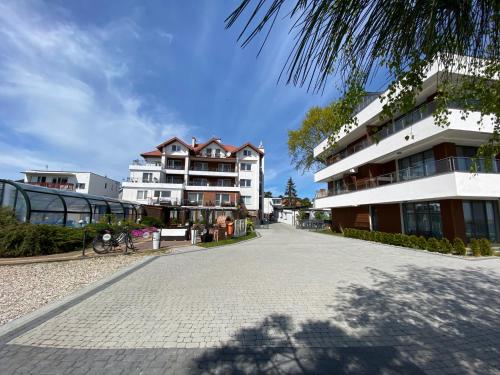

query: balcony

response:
[146,197,182,206]
[129,160,162,171]
[27,182,75,191]
[189,165,237,177]
[185,181,239,192]
[122,179,184,189]
[181,199,238,208]
[316,157,500,205]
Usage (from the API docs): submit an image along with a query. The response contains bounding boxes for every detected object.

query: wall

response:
[440,199,466,241]
[86,173,120,198]
[236,147,261,212]
[331,206,370,231]
[372,203,402,233]
[277,209,297,226]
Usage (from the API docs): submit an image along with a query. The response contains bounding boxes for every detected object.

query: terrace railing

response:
[318,157,500,198]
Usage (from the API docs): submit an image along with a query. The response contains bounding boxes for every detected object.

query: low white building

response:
[263,197,282,219]
[23,170,121,198]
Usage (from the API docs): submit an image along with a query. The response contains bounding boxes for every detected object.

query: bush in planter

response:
[140,216,164,227]
[407,235,419,248]
[439,238,453,254]
[470,239,481,256]
[452,238,467,255]
[426,237,440,252]
[479,238,492,256]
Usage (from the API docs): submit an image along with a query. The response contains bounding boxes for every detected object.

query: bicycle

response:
[92,227,136,254]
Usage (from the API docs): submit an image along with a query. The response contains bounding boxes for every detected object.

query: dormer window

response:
[171,144,181,152]
[205,148,212,156]
[243,149,251,156]
[215,149,221,157]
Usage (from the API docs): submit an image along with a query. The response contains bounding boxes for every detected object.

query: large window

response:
[240,163,251,171]
[188,192,203,205]
[154,190,171,198]
[216,193,230,206]
[166,159,183,169]
[463,200,499,242]
[398,149,435,181]
[137,190,147,200]
[217,179,232,187]
[242,196,252,205]
[403,201,442,238]
[142,173,153,182]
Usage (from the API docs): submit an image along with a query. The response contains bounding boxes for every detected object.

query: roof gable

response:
[156,137,192,151]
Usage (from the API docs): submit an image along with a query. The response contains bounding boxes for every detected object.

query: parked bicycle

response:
[92,227,135,254]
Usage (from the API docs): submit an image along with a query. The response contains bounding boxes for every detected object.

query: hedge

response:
[0,208,145,258]
[342,228,492,256]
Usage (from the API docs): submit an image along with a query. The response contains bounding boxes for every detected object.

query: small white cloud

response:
[156,29,173,44]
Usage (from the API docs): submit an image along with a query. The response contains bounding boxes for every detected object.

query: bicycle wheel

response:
[125,233,135,251]
[92,234,112,254]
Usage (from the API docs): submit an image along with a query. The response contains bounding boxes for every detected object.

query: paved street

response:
[1,223,499,374]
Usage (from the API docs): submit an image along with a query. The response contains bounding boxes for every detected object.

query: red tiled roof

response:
[140,150,162,157]
[156,137,193,150]
[152,137,263,155]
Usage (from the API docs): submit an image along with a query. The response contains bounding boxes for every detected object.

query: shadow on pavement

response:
[192,265,500,374]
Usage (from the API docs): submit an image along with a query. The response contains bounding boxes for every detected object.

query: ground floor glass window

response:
[463,200,499,242]
[402,201,442,238]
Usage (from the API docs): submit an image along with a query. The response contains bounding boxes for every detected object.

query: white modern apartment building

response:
[121,137,265,222]
[313,60,500,242]
[23,170,120,198]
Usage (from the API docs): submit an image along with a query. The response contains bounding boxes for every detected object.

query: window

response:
[167,159,183,169]
[154,191,171,198]
[191,178,208,186]
[215,149,221,157]
[188,192,203,204]
[463,200,499,242]
[398,149,435,181]
[137,190,147,200]
[240,163,251,171]
[216,193,230,206]
[166,175,183,184]
[217,179,232,187]
[403,201,442,238]
[104,183,107,189]
[76,183,86,189]
[36,176,47,183]
[240,179,251,187]
[193,162,208,171]
[171,144,181,152]
[142,172,153,182]
[243,149,252,156]
[218,163,232,172]
[242,196,252,205]
[205,148,212,156]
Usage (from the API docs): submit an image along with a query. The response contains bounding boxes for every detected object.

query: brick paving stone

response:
[0,224,499,374]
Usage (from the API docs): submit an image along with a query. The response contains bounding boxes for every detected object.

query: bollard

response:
[82,228,87,257]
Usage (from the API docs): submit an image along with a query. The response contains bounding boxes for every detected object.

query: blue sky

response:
[0,0,383,198]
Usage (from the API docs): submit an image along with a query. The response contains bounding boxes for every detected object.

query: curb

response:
[0,256,157,343]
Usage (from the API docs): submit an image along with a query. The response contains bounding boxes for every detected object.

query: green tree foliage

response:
[264,191,273,198]
[284,177,297,199]
[227,1,500,170]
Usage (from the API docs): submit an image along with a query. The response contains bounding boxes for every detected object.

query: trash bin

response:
[227,222,234,236]
[152,231,160,250]
[191,229,198,245]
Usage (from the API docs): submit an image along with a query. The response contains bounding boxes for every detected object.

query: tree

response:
[226,1,500,169]
[284,177,297,200]
[299,197,311,208]
[264,191,273,198]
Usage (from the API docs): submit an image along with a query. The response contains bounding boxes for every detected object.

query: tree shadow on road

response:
[191,265,500,374]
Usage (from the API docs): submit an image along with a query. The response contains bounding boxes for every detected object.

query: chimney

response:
[191,137,196,147]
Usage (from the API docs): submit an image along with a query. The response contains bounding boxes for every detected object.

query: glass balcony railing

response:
[317,157,500,198]
[320,100,468,170]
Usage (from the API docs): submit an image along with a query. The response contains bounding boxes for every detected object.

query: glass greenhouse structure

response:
[0,179,140,227]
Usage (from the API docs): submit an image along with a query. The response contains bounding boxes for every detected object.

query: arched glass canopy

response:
[0,179,140,227]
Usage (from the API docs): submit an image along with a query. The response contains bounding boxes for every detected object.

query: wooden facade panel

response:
[374,203,402,233]
[440,199,466,241]
[331,206,370,231]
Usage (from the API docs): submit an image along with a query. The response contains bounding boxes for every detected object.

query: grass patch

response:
[198,232,257,248]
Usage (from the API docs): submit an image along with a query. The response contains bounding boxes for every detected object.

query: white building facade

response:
[121,137,265,220]
[23,171,120,198]
[313,60,500,242]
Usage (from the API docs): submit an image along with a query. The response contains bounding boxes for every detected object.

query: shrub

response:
[439,238,453,254]
[426,237,441,252]
[452,238,467,255]
[407,235,419,248]
[246,218,255,234]
[140,216,164,227]
[0,207,18,227]
[479,238,492,256]
[416,236,428,250]
[470,239,481,257]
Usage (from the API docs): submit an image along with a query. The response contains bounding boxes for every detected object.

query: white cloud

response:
[0,1,189,180]
[157,29,174,44]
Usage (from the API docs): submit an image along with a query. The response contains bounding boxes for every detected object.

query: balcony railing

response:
[194,153,235,159]
[123,177,183,184]
[187,181,237,187]
[27,182,75,190]
[190,166,235,172]
[147,197,182,206]
[318,157,500,198]
[320,100,467,169]
[131,159,161,166]
[165,164,184,170]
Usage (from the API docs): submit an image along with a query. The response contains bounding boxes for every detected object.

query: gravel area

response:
[0,255,144,326]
